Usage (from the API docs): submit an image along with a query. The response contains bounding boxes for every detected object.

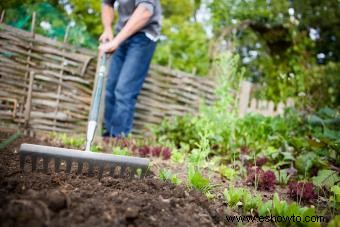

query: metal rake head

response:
[19,143,149,178]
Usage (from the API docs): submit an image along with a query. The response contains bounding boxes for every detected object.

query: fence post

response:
[24,72,35,136]
[53,25,70,131]
[267,101,275,116]
[238,81,252,117]
[20,12,36,133]
[0,10,5,23]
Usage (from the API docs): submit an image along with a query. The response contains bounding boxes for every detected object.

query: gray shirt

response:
[102,0,162,40]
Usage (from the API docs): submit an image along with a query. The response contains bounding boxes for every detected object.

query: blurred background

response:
[1,0,339,109]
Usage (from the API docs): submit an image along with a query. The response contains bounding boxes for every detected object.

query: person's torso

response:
[115,0,162,40]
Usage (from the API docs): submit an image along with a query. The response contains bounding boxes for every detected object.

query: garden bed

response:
[0,132,229,227]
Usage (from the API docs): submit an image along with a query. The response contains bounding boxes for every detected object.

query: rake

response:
[19,54,149,178]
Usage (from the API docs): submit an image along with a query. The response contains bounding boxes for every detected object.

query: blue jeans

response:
[104,32,156,137]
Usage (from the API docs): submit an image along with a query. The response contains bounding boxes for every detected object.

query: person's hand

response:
[98,39,120,56]
[99,28,113,43]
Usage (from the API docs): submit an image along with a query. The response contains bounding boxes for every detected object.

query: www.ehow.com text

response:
[226,215,325,223]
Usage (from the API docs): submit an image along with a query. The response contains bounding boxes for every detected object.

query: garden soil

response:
[0,134,231,227]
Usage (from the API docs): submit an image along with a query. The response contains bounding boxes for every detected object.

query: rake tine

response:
[109,166,115,177]
[43,157,49,173]
[98,164,104,179]
[141,167,148,177]
[66,159,72,173]
[55,158,61,172]
[129,168,135,178]
[31,156,37,171]
[77,161,83,174]
[88,162,94,176]
[20,154,25,170]
[120,166,126,177]
[19,144,150,178]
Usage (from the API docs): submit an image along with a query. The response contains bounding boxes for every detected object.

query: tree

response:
[209,0,339,107]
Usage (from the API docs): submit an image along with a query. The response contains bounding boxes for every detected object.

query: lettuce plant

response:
[247,167,276,191]
[288,181,316,202]
[260,170,277,191]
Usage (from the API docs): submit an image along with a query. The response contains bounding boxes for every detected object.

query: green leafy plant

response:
[159,169,182,185]
[258,200,273,216]
[171,148,186,163]
[242,192,262,213]
[327,215,340,227]
[91,144,102,152]
[312,170,340,190]
[330,185,340,212]
[223,187,246,208]
[276,169,292,185]
[272,193,320,226]
[188,170,212,194]
[224,187,263,213]
[219,165,237,181]
[112,147,131,156]
[295,152,327,175]
[50,132,85,149]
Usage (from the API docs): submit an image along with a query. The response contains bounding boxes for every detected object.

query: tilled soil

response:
[0,134,230,227]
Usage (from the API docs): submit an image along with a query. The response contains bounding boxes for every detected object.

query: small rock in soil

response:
[125,206,140,219]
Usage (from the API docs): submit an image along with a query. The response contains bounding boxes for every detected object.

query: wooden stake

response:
[0,10,5,23]
[20,12,37,131]
[238,81,252,117]
[24,72,34,135]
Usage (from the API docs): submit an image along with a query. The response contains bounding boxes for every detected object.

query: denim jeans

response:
[104,32,157,137]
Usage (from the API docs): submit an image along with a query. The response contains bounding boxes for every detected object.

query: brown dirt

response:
[0,133,231,227]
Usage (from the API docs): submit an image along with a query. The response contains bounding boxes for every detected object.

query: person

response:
[98,0,161,137]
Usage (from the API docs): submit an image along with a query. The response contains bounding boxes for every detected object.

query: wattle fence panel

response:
[0,23,216,135]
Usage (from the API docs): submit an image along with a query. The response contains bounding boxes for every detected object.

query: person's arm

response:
[99,4,154,54]
[99,2,115,42]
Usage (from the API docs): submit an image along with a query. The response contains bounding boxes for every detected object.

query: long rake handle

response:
[90,54,107,121]
[85,54,107,151]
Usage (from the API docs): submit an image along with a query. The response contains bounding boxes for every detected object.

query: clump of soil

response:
[0,133,230,227]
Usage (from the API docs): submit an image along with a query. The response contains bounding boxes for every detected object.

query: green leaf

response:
[159,169,172,181]
[258,200,272,216]
[112,147,131,156]
[312,170,340,190]
[327,215,340,227]
[223,187,245,207]
[219,165,237,181]
[330,185,340,209]
[281,151,295,161]
[272,193,288,216]
[295,152,318,174]
[189,171,210,192]
[171,175,182,185]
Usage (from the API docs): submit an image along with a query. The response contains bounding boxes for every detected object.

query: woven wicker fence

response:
[0,22,216,135]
